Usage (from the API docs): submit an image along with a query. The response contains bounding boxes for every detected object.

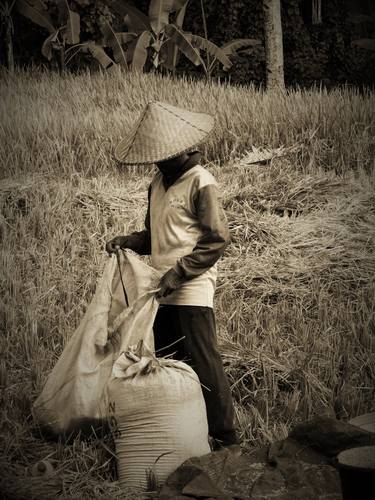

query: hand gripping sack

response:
[32,251,160,437]
[107,347,211,490]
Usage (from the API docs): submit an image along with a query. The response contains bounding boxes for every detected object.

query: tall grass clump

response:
[1,68,374,178]
[0,68,374,497]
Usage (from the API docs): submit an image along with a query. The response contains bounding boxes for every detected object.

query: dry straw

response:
[1,68,374,496]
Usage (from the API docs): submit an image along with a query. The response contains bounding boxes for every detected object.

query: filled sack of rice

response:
[107,346,211,490]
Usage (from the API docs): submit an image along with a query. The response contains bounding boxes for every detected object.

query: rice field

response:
[0,68,374,498]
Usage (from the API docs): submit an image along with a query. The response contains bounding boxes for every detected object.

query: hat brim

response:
[114,101,215,165]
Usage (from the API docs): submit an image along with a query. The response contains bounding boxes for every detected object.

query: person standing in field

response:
[106,101,239,450]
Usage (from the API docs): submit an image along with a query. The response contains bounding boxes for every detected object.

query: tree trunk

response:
[312,0,322,24]
[4,9,14,73]
[263,0,284,90]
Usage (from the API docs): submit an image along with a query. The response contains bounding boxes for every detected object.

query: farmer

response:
[106,101,238,450]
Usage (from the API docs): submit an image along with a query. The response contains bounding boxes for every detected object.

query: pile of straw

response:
[1,68,374,496]
[212,160,375,443]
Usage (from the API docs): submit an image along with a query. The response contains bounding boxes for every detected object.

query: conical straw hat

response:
[115,101,214,165]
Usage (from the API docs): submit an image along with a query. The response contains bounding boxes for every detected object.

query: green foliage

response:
[182,0,375,86]
[103,0,260,75]
[103,0,207,73]
[73,0,114,40]
[0,1,16,72]
[16,0,55,34]
[14,0,119,70]
[132,29,152,70]
[9,0,375,85]
[15,0,81,69]
[13,0,260,76]
[85,40,114,68]
[101,21,130,67]
[352,38,375,51]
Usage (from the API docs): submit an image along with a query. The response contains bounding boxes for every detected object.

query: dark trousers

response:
[153,305,238,446]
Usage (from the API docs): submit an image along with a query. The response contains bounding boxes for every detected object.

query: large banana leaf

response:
[164,24,203,67]
[56,1,80,44]
[101,26,137,47]
[131,31,152,71]
[125,38,139,64]
[160,1,187,70]
[352,38,375,51]
[87,42,115,69]
[56,0,67,26]
[41,30,59,60]
[101,22,129,66]
[16,0,55,33]
[148,0,188,34]
[25,0,48,9]
[221,38,262,56]
[175,1,188,29]
[106,1,151,34]
[64,11,80,44]
[113,32,138,45]
[186,34,232,70]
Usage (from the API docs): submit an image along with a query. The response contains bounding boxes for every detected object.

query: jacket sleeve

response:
[173,184,230,279]
[126,185,151,255]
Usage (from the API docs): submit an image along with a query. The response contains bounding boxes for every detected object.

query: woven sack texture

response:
[32,252,160,437]
[107,353,210,490]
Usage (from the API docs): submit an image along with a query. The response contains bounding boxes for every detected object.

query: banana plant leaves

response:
[41,30,60,60]
[86,42,115,69]
[125,38,139,64]
[110,1,151,34]
[118,33,139,45]
[101,22,134,66]
[351,39,375,51]
[55,1,80,45]
[132,31,153,71]
[186,34,233,71]
[164,24,203,67]
[23,0,48,9]
[148,0,188,34]
[62,9,80,45]
[221,38,262,56]
[16,0,55,33]
[160,1,187,70]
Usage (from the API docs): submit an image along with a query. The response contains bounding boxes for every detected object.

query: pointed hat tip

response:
[115,101,214,165]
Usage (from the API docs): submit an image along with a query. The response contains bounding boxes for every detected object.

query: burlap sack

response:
[32,251,160,437]
[108,348,210,490]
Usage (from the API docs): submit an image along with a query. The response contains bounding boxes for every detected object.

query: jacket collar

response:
[161,151,201,190]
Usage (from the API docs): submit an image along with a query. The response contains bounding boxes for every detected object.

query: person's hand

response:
[105,236,129,254]
[156,268,184,298]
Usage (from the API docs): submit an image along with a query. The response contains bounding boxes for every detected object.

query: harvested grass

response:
[1,69,374,497]
[214,162,375,444]
[1,68,374,177]
[0,430,145,499]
